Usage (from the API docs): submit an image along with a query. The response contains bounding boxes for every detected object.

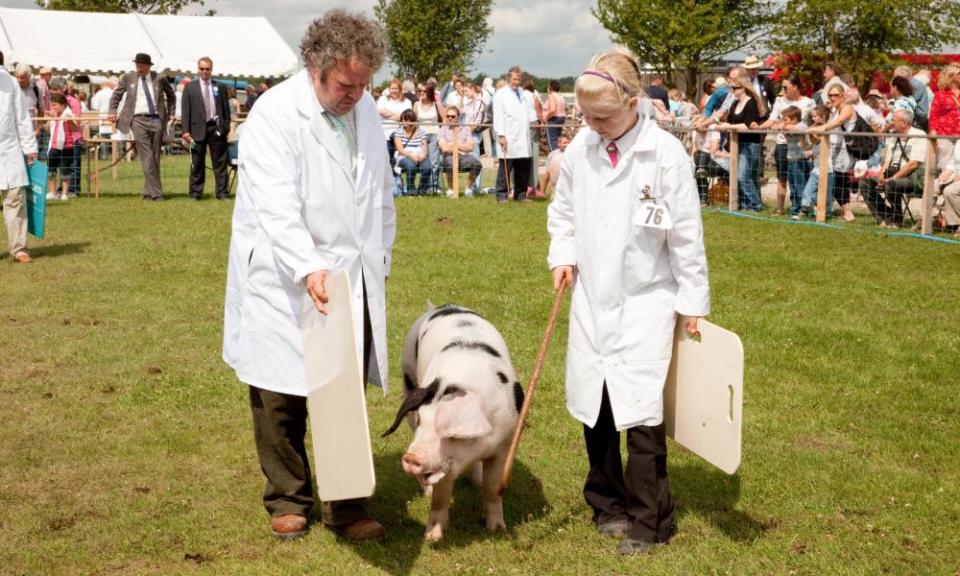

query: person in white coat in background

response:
[222,11,396,542]
[547,48,710,556]
[493,66,537,202]
[0,51,39,264]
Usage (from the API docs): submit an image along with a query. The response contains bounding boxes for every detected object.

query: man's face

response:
[508,72,522,90]
[136,62,151,77]
[16,74,29,89]
[40,72,51,82]
[311,57,373,116]
[892,115,910,133]
[198,60,213,81]
[824,67,835,81]
[558,137,570,152]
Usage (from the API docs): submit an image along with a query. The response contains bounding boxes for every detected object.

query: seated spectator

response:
[938,143,960,237]
[438,106,482,195]
[538,135,569,198]
[693,124,729,205]
[392,109,431,196]
[45,93,78,201]
[780,106,811,218]
[857,109,926,228]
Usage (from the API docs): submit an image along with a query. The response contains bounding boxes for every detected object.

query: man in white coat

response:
[222,11,396,541]
[0,51,39,264]
[493,66,537,202]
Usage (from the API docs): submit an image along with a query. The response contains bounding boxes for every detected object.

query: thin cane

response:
[502,156,512,200]
[498,279,568,495]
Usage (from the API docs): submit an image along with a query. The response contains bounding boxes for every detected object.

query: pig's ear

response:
[435,393,493,439]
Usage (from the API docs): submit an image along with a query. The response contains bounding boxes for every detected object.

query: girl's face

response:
[811,112,824,125]
[50,102,65,115]
[783,116,798,128]
[581,96,638,141]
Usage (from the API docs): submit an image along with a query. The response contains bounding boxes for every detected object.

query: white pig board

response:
[664,318,743,475]
[302,271,376,501]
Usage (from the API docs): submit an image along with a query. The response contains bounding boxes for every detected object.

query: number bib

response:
[633,184,673,231]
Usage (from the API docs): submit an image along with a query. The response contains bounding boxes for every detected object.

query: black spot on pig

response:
[455,319,474,328]
[403,372,415,392]
[428,305,482,322]
[513,381,524,413]
[496,371,509,384]
[441,340,501,358]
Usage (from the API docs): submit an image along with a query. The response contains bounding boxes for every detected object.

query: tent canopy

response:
[0,7,299,78]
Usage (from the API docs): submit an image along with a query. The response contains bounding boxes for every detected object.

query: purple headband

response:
[580,70,631,93]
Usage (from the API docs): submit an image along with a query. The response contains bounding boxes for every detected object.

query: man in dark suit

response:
[109,53,175,200]
[743,55,777,114]
[181,57,232,200]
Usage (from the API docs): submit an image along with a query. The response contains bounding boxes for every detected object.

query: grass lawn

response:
[1,156,959,575]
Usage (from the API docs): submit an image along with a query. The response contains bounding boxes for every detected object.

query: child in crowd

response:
[547,48,710,556]
[693,121,730,204]
[46,93,77,201]
[800,105,834,217]
[780,106,811,218]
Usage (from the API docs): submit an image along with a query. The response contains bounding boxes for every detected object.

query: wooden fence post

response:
[452,125,460,199]
[816,136,830,223]
[728,130,739,211]
[921,136,937,235]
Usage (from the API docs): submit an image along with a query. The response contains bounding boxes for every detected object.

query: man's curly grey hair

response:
[300,10,386,80]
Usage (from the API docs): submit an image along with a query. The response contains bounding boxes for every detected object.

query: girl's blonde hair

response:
[939,64,960,90]
[575,48,644,114]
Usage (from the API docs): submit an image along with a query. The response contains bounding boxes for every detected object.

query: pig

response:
[381,304,524,542]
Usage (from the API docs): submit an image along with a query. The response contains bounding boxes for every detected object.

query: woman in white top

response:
[807,83,857,221]
[413,81,444,172]
[377,78,411,166]
[547,48,709,556]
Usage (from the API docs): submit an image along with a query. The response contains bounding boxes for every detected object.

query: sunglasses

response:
[828,93,842,98]
[198,67,211,71]
[445,115,458,120]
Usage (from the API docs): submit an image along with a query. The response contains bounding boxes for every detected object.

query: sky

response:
[3,0,614,80]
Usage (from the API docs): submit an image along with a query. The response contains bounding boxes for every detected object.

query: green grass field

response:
[1,156,959,575]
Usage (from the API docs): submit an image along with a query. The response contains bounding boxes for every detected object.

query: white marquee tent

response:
[0,7,299,78]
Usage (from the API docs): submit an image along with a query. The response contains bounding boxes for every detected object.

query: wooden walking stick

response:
[498,279,568,495]
[503,157,513,200]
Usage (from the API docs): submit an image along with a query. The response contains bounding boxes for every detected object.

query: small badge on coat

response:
[634,184,674,230]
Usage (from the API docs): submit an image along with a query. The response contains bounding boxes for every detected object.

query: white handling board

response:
[664,318,744,475]
[301,271,376,501]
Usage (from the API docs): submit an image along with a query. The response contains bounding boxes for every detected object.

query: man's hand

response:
[684,316,702,339]
[306,269,331,315]
[182,132,193,144]
[552,265,574,291]
[498,135,507,152]
[26,153,37,166]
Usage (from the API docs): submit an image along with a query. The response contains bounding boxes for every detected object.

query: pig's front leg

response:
[481,450,507,532]
[424,475,454,542]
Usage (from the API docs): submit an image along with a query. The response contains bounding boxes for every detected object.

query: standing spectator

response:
[542,80,567,151]
[779,106,811,218]
[440,72,461,105]
[109,53,175,201]
[227,87,241,117]
[443,77,465,112]
[702,73,731,118]
[438,105,482,196]
[1,51,39,264]
[493,66,537,202]
[401,77,416,104]
[14,65,40,121]
[45,93,78,201]
[893,65,929,130]
[377,79,410,166]
[48,77,84,197]
[756,76,814,215]
[223,10,394,542]
[413,81,443,173]
[90,76,116,157]
[181,57,232,200]
[523,76,543,192]
[888,76,917,120]
[928,64,960,169]
[717,77,767,211]
[644,73,669,110]
[36,67,52,114]
[857,109,926,228]
[243,84,258,113]
[742,55,777,112]
[547,48,709,557]
[392,109,431,196]
[481,77,496,156]
[462,82,486,159]
[813,62,848,106]
[800,105,833,217]
[699,78,715,112]
[808,85,859,222]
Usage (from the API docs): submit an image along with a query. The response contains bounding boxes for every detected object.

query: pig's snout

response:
[402,452,424,475]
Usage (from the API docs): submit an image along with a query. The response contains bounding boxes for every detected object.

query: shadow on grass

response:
[672,460,764,543]
[30,241,91,259]
[345,451,548,576]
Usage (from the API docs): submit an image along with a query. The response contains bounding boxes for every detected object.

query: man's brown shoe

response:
[328,516,385,542]
[270,514,309,540]
[13,253,32,264]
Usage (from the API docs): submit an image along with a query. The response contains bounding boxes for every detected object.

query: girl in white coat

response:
[547,49,710,555]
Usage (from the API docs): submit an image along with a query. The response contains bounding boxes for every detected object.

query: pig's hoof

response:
[424,523,444,542]
[484,516,506,533]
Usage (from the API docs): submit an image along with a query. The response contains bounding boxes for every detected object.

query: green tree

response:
[592,0,779,92]
[769,0,960,87]
[375,0,493,81]
[39,0,209,15]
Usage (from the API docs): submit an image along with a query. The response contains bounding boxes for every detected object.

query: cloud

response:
[3,0,613,79]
